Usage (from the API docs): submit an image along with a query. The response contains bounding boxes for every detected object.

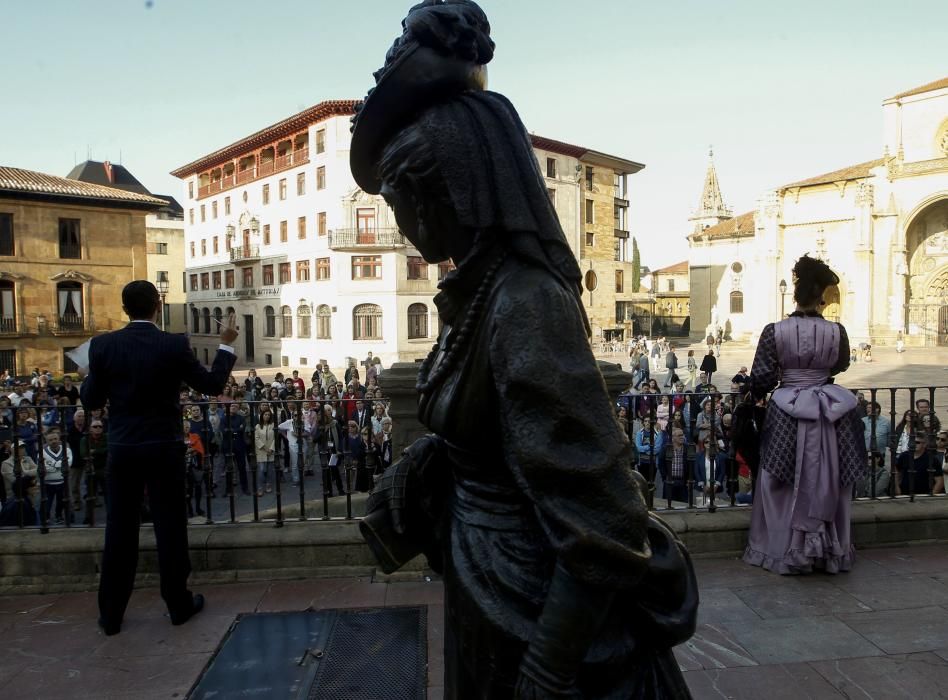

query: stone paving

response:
[2,544,948,699]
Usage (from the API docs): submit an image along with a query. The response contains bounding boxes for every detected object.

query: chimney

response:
[103,161,113,183]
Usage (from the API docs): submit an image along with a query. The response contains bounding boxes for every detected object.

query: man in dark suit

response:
[80,281,238,636]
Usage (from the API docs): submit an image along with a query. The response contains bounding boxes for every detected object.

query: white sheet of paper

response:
[66,339,92,370]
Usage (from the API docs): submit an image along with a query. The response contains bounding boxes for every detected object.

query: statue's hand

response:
[364,434,444,535]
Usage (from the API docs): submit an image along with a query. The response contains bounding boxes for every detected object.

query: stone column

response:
[384,360,633,458]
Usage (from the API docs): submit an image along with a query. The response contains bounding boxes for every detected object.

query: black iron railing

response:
[0,397,392,530]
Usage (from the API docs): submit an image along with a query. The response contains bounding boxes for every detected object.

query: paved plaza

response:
[0,544,947,699]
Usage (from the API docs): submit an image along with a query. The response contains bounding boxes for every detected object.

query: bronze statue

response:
[353,2,697,697]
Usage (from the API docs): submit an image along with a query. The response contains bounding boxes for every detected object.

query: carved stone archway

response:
[905,197,948,343]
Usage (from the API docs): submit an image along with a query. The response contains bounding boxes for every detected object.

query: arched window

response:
[202,308,211,334]
[213,307,223,330]
[730,291,744,314]
[407,303,428,339]
[190,306,199,334]
[0,280,16,333]
[353,303,382,340]
[56,281,84,330]
[297,303,311,338]
[316,305,332,340]
[281,305,293,338]
[264,306,276,337]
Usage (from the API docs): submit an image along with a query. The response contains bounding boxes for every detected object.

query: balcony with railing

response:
[0,317,19,335]
[51,313,91,336]
[230,245,260,262]
[197,148,311,199]
[328,228,405,249]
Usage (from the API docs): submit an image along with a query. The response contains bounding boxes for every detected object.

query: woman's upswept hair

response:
[792,254,839,306]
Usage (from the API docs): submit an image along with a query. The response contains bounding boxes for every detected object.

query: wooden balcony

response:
[197,148,312,199]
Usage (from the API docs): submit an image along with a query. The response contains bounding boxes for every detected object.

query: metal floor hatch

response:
[187,606,427,700]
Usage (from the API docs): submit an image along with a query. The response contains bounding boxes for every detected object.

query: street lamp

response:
[156,271,170,331]
[647,290,656,337]
[778,278,787,319]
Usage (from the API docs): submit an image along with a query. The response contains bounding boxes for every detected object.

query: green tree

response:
[630,237,641,291]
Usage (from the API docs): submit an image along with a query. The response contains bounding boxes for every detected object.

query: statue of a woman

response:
[353,2,697,697]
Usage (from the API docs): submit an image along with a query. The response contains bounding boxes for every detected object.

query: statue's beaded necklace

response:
[416,252,506,395]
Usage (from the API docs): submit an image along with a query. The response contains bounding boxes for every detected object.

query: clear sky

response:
[2,0,945,267]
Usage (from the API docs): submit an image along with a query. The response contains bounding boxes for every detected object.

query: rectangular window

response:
[225,234,231,252]
[356,208,376,242]
[297,260,311,282]
[667,278,675,292]
[585,165,594,191]
[407,256,428,280]
[585,232,594,247]
[58,219,81,259]
[614,173,627,199]
[546,157,557,178]
[188,182,194,199]
[262,183,270,205]
[297,216,306,239]
[146,241,168,255]
[437,261,455,281]
[279,263,291,284]
[280,220,288,242]
[212,201,218,219]
[265,354,273,365]
[189,274,198,291]
[317,211,327,236]
[315,129,326,154]
[317,166,326,190]
[263,224,271,245]
[212,271,221,289]
[297,172,306,196]
[189,209,194,224]
[352,255,382,280]
[279,178,287,200]
[213,236,219,254]
[242,266,254,288]
[189,241,195,257]
[0,214,14,255]
[200,273,210,291]
[200,239,207,256]
[225,269,235,289]
[585,199,594,224]
[615,269,624,293]
[547,188,556,206]
[316,257,331,280]
[224,196,231,215]
[262,264,274,285]
[200,205,206,222]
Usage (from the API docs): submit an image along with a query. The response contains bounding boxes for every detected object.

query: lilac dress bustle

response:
[743,315,866,574]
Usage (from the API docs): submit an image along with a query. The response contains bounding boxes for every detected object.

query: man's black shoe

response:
[97,617,120,636]
[170,593,205,626]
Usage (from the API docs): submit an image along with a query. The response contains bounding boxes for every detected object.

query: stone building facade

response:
[688,76,948,346]
[0,167,165,374]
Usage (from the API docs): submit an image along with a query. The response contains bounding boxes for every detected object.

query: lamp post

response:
[647,290,656,338]
[778,278,787,320]
[156,271,170,331]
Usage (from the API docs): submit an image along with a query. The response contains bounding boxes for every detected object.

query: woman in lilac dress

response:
[744,255,866,574]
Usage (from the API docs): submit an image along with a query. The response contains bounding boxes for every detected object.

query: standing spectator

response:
[896,435,942,496]
[699,348,717,386]
[634,416,665,485]
[277,403,308,486]
[896,331,905,353]
[57,376,80,406]
[14,407,38,461]
[182,420,206,518]
[79,419,109,518]
[39,427,71,524]
[290,370,306,394]
[316,404,345,496]
[67,409,88,505]
[660,428,690,503]
[650,338,662,372]
[1,442,38,503]
[344,420,366,491]
[731,367,750,390]
[664,344,678,388]
[220,402,249,496]
[379,417,394,473]
[635,351,650,390]
[244,369,265,401]
[370,402,388,445]
[685,350,697,389]
[893,410,917,462]
[355,425,379,492]
[253,411,275,496]
[353,400,371,431]
[344,358,358,386]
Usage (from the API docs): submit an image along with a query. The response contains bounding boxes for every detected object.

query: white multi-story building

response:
[173,100,645,370]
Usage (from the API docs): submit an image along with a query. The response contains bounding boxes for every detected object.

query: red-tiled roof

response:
[170,100,360,178]
[690,211,756,240]
[531,135,645,174]
[653,260,688,275]
[0,166,167,207]
[890,76,948,100]
[781,158,885,190]
[530,135,587,159]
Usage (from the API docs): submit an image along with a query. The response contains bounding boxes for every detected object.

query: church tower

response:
[689,148,733,235]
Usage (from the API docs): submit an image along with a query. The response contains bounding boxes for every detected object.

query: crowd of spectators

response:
[0,356,395,526]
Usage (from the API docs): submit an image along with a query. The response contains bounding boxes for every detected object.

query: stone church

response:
[688,76,948,346]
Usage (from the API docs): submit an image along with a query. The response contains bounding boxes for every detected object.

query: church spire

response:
[690,146,732,234]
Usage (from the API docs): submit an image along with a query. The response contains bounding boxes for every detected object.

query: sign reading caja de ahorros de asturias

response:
[215,287,281,299]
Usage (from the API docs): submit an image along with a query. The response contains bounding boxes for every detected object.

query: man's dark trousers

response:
[99,442,192,627]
